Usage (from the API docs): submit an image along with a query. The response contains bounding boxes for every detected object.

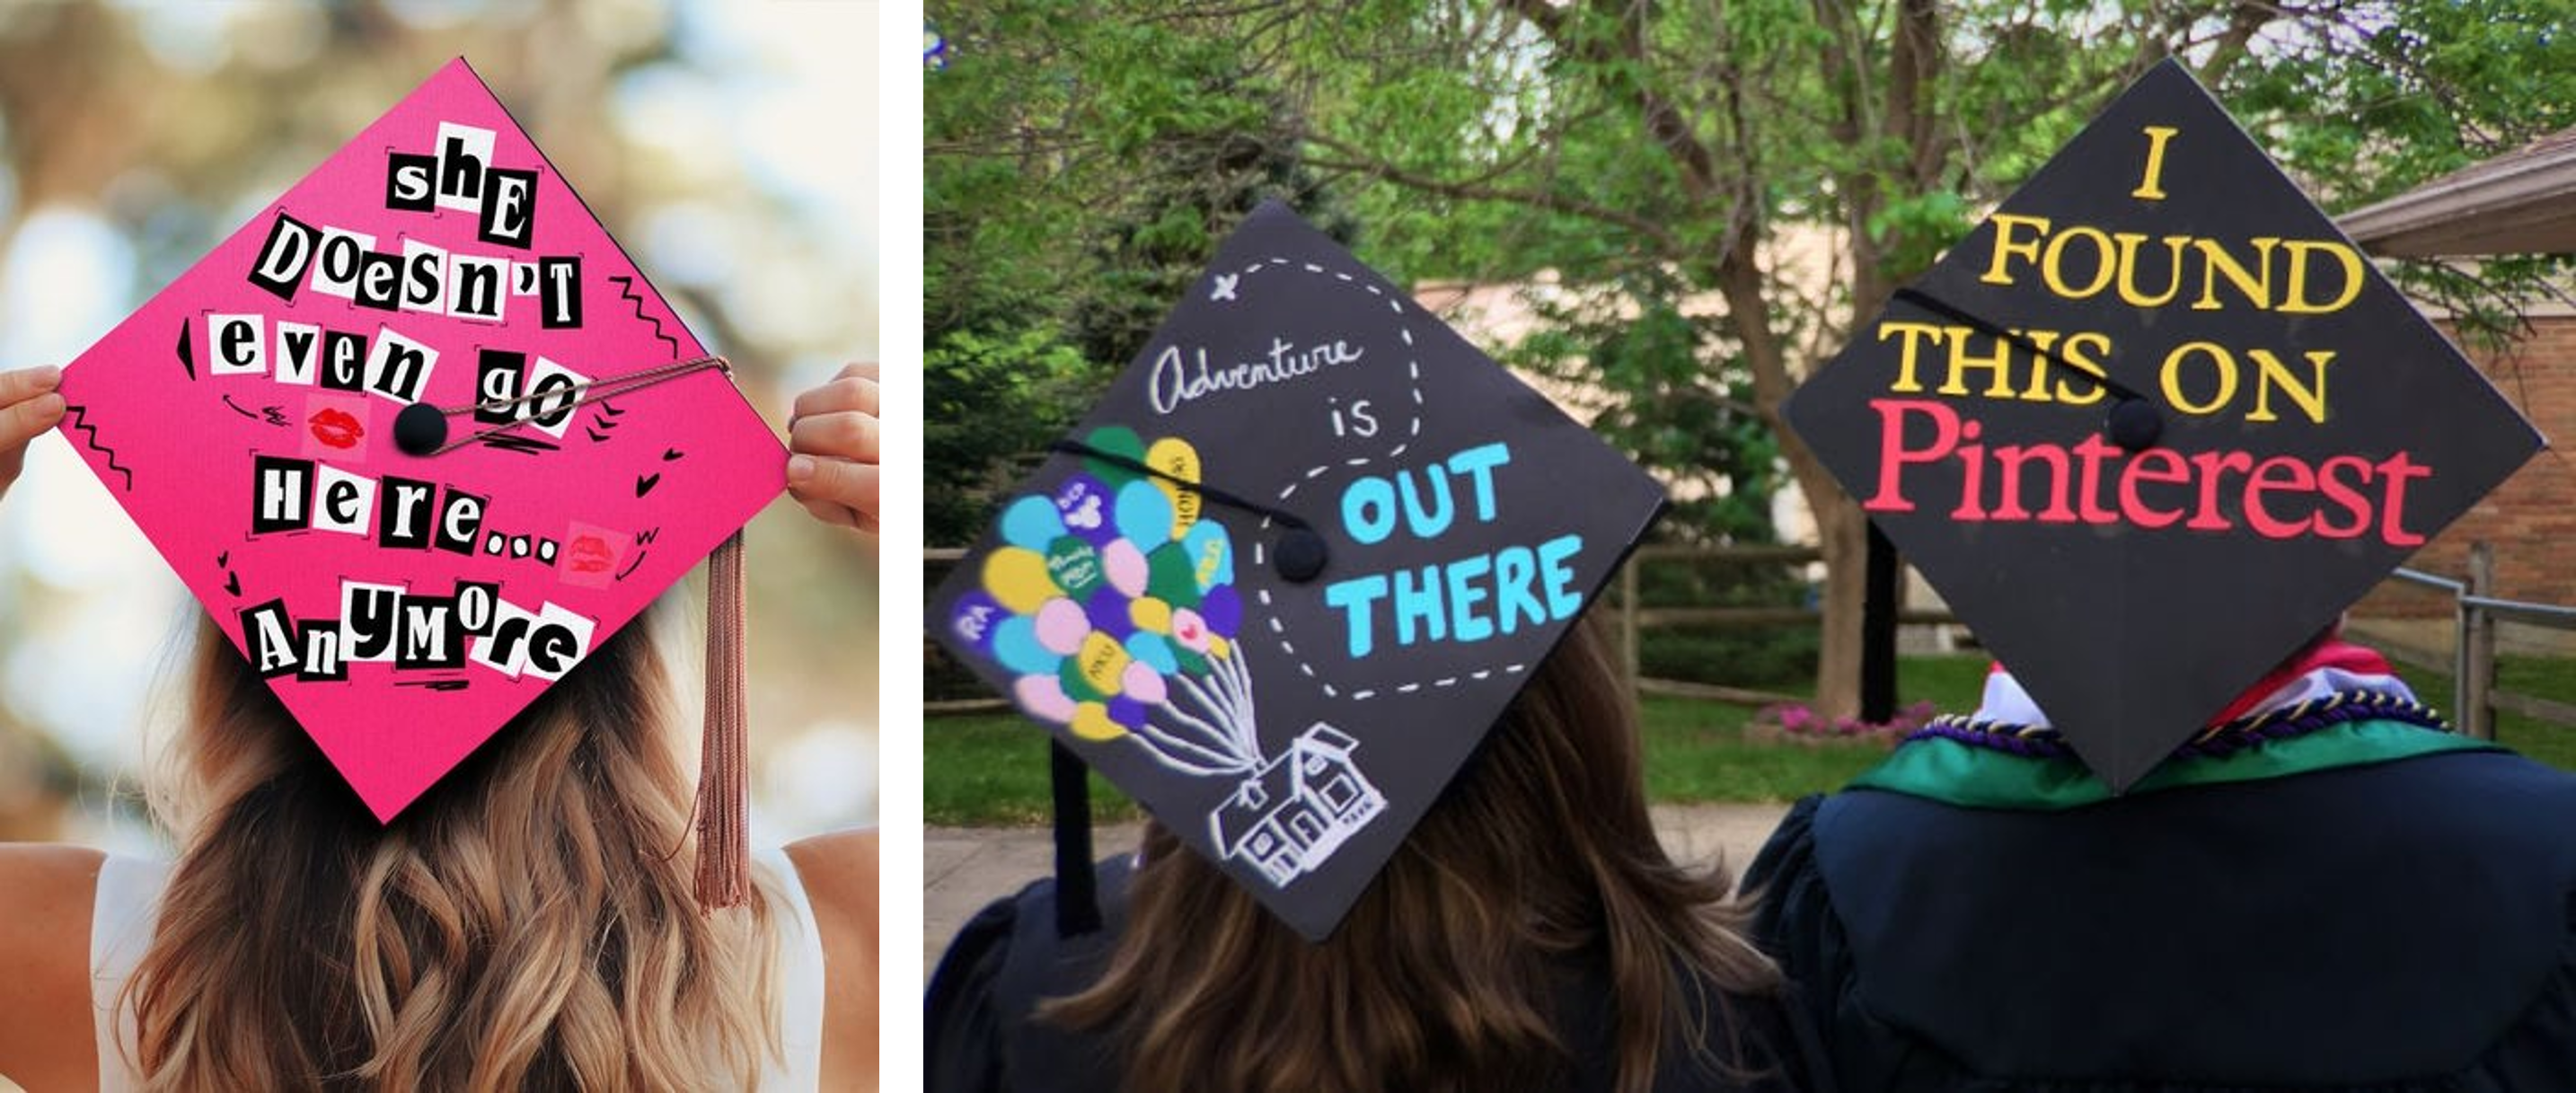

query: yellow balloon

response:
[1146,437,1203,535]
[1129,596,1174,634]
[1070,702,1125,741]
[1207,635,1231,660]
[1077,631,1133,696]
[982,547,1060,614]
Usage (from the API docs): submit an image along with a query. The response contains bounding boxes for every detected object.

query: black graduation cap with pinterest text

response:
[930,201,1667,940]
[1784,58,2544,790]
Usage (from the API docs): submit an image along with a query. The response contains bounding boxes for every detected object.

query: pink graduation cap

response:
[53,59,784,895]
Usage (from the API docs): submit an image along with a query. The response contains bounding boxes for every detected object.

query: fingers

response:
[790,410,879,465]
[784,364,882,533]
[0,376,66,452]
[788,454,878,534]
[0,366,66,496]
[790,364,879,422]
[0,365,62,407]
[797,494,878,534]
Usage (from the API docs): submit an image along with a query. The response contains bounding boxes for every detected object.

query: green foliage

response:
[2214,0,2576,344]
[925,1,1357,544]
[923,326,1089,544]
[1630,550,1817,687]
[1642,625,1822,690]
[929,0,2576,707]
[1509,271,1784,542]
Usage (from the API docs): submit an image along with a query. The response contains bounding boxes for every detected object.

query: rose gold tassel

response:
[695,530,751,909]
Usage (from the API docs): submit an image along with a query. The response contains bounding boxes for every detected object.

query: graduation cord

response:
[1909,690,2452,760]
[1045,440,1313,528]
[1887,286,2166,451]
[393,355,734,457]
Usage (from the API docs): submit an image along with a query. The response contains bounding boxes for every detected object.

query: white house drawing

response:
[1208,724,1387,886]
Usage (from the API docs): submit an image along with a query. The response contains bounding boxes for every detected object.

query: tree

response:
[928,0,2576,715]
[1278,0,2574,717]
[924,0,1354,543]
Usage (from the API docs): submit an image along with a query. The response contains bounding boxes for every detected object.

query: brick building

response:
[2341,127,2576,614]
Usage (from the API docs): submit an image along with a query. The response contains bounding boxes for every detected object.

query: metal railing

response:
[2364,542,2576,740]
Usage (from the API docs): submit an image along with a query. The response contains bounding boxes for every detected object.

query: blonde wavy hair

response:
[119,610,781,1091]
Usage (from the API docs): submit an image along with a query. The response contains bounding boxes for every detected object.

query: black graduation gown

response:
[926,856,1829,1093]
[1745,745,2576,1091]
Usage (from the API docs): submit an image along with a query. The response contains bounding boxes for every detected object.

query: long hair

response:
[1044,618,1783,1093]
[120,611,781,1091]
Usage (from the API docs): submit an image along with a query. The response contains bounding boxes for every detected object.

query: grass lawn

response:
[923,714,1145,826]
[2450,656,2576,770]
[924,655,1997,825]
[924,653,2576,825]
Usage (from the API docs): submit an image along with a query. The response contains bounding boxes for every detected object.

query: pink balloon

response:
[1034,596,1090,655]
[1121,661,1168,706]
[1169,607,1213,653]
[1014,674,1078,723]
[1103,539,1150,598]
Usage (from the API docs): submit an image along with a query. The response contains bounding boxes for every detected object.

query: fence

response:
[2354,543,2576,741]
[1605,542,1955,705]
[922,547,1010,716]
[928,541,2576,741]
[922,542,1955,712]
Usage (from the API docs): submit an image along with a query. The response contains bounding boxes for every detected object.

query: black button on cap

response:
[1275,527,1328,583]
[2106,398,2163,452]
[394,402,449,456]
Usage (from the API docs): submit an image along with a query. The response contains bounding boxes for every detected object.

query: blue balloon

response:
[1125,630,1178,674]
[1114,480,1177,547]
[1001,495,1068,551]
[991,615,1061,677]
[1181,521,1234,591]
[1197,586,1244,637]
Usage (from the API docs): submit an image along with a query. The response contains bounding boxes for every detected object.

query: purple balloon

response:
[1084,587,1137,642]
[1197,585,1243,638]
[1106,695,1151,728]
[1053,473,1120,545]
[946,590,1006,655]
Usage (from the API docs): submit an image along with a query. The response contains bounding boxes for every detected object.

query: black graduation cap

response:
[931,202,1666,940]
[1785,59,2544,789]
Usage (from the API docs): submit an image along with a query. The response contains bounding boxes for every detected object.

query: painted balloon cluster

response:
[951,428,1265,776]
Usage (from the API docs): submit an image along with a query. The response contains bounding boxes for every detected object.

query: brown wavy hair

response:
[119,612,780,1091]
[1043,618,1784,1093]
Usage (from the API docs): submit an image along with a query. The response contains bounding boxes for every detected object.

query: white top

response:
[89,849,828,1091]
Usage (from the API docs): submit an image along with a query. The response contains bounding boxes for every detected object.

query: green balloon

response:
[1059,656,1107,703]
[1045,535,1107,600]
[1081,426,1148,485]
[1170,645,1210,677]
[1145,542,1203,609]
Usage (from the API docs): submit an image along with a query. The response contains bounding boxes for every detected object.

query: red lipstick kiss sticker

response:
[299,393,374,463]
[559,521,633,590]
[310,407,364,449]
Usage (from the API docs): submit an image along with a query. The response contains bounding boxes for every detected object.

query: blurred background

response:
[0,0,880,852]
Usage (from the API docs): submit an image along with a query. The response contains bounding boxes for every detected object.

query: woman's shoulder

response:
[0,843,110,1091]
[783,829,878,924]
[782,830,879,1091]
[775,824,878,930]
[0,842,108,951]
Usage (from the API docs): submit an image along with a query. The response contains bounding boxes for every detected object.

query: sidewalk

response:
[923,801,1794,976]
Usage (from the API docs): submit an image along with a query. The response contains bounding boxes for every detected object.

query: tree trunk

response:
[1809,494,1868,718]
